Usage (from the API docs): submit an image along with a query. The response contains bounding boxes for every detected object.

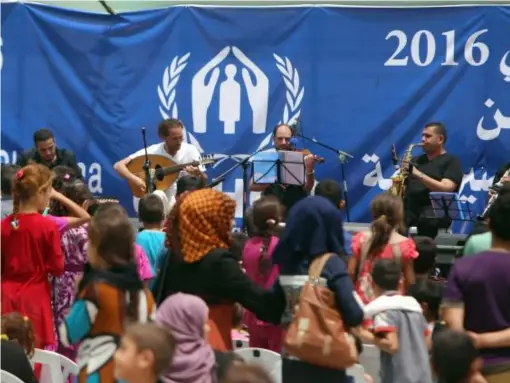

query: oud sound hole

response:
[155,164,164,181]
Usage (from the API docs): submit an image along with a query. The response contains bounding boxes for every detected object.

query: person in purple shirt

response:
[442,193,510,381]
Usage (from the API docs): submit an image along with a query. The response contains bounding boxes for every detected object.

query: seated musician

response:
[403,122,463,238]
[17,128,83,179]
[114,118,207,205]
[249,124,315,216]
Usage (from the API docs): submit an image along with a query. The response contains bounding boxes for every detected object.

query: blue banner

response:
[2,3,510,227]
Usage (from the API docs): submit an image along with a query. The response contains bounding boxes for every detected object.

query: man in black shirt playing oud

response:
[403,122,463,238]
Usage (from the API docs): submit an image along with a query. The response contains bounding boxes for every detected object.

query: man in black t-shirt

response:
[17,128,84,179]
[403,122,463,238]
[249,124,316,216]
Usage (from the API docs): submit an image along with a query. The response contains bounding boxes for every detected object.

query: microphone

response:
[391,144,399,169]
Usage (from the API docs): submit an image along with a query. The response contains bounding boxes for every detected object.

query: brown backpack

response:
[283,253,357,370]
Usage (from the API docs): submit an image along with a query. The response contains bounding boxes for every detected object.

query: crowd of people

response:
[1,161,510,383]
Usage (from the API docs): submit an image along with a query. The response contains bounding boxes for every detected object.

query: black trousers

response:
[405,209,451,239]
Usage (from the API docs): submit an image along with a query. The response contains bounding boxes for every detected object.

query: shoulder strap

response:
[391,243,402,269]
[308,253,333,279]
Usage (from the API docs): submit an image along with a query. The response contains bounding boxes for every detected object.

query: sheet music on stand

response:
[429,192,476,234]
[252,150,305,186]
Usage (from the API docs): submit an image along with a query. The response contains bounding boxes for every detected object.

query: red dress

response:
[1,213,64,347]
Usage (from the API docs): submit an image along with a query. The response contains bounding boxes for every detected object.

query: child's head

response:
[176,175,204,198]
[138,194,165,228]
[251,196,283,276]
[87,203,135,269]
[314,179,345,210]
[52,165,78,192]
[1,312,36,357]
[114,323,175,383]
[52,179,92,217]
[368,193,404,257]
[371,259,401,296]
[222,364,274,383]
[1,164,20,196]
[232,303,245,329]
[407,278,444,322]
[488,193,510,243]
[432,329,482,383]
[11,164,54,229]
[413,236,437,276]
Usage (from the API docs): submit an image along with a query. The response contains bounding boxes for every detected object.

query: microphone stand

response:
[208,147,266,232]
[141,127,154,193]
[295,133,354,222]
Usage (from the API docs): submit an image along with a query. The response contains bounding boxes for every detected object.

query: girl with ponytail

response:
[1,164,64,349]
[348,192,418,308]
[242,196,283,352]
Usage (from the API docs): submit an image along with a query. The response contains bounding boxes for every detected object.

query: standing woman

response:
[271,196,364,383]
[155,188,284,352]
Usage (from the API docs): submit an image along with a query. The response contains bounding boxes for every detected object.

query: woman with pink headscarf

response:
[156,293,238,383]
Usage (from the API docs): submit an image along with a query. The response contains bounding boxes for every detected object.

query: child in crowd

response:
[348,193,417,307]
[413,236,440,279]
[407,278,445,337]
[59,203,156,383]
[231,304,249,349]
[363,259,431,383]
[1,164,64,349]
[1,164,20,218]
[242,196,283,352]
[114,323,175,383]
[52,178,93,359]
[1,312,36,358]
[1,313,38,383]
[136,194,166,287]
[314,178,353,257]
[432,329,487,383]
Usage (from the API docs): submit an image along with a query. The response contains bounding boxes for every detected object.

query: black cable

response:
[98,0,116,16]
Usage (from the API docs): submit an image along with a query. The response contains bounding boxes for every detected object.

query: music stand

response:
[252,150,305,187]
[429,192,476,234]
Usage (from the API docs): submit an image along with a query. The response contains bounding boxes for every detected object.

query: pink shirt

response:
[135,243,153,281]
[47,214,69,234]
[242,236,279,289]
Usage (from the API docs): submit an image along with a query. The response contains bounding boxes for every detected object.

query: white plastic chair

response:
[30,349,79,383]
[232,338,249,350]
[347,363,366,383]
[359,344,380,383]
[235,347,282,383]
[1,370,24,383]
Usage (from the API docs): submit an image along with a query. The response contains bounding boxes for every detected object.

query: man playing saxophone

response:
[402,122,463,238]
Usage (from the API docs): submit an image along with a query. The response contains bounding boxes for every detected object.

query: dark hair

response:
[432,329,478,383]
[222,364,274,383]
[33,128,54,144]
[368,193,404,258]
[87,197,120,216]
[176,175,204,196]
[138,194,165,225]
[413,236,437,275]
[124,323,175,377]
[372,259,400,291]
[315,179,344,208]
[425,122,447,144]
[251,196,283,277]
[407,278,444,320]
[11,164,54,230]
[232,304,244,329]
[1,312,36,357]
[88,204,140,321]
[158,118,183,138]
[52,165,78,191]
[1,164,20,195]
[488,193,510,241]
[52,180,92,217]
[231,232,248,262]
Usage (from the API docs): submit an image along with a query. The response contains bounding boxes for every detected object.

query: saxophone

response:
[390,143,422,198]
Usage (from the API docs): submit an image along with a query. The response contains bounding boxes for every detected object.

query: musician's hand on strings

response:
[133,177,146,193]
[304,154,315,171]
[184,165,201,176]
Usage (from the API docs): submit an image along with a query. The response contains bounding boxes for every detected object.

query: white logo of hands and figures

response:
[158,46,305,166]
[476,49,510,140]
[362,153,494,204]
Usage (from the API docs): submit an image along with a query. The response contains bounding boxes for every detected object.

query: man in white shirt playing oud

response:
[114,118,207,209]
